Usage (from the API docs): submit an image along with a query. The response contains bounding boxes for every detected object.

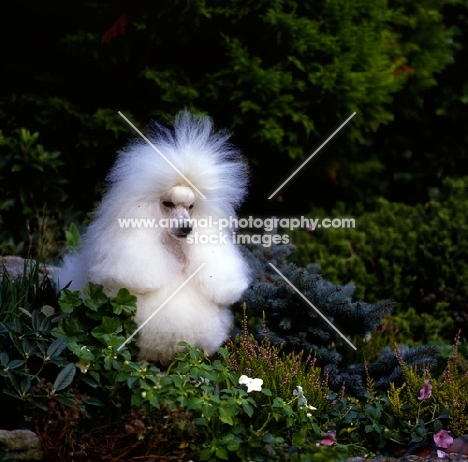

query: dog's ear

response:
[82,199,184,294]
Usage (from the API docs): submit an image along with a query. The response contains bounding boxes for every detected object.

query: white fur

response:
[56,110,250,363]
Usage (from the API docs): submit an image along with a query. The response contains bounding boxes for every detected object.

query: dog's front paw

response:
[208,276,249,306]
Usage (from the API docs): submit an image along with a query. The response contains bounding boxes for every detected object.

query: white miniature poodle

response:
[56,110,250,363]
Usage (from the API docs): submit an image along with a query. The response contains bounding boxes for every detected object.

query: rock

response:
[0,429,43,461]
[344,454,468,462]
[0,256,57,283]
[447,435,468,456]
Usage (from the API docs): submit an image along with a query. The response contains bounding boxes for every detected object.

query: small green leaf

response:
[0,352,9,366]
[111,288,137,315]
[21,376,31,394]
[219,406,234,425]
[53,363,76,391]
[215,447,228,460]
[83,283,108,311]
[438,409,450,419]
[58,289,83,313]
[292,426,307,446]
[91,317,124,347]
[69,343,94,361]
[18,308,32,318]
[65,223,81,249]
[242,400,254,417]
[199,447,213,460]
[8,359,25,370]
[41,305,55,317]
[47,337,68,359]
[31,310,41,331]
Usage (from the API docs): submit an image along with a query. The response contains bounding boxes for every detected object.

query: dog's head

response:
[160,185,196,239]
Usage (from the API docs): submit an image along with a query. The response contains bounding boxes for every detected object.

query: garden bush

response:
[1,0,464,228]
[291,176,468,346]
[239,241,438,396]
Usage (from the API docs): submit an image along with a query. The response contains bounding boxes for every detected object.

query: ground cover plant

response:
[1,244,467,461]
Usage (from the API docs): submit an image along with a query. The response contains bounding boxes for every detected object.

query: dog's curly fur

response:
[56,110,250,363]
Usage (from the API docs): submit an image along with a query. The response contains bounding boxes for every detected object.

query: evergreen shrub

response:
[290,176,468,345]
[239,242,438,396]
[1,0,462,223]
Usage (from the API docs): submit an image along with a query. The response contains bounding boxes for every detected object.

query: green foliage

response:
[0,128,69,258]
[239,241,435,397]
[227,307,332,416]
[0,282,137,413]
[433,332,468,436]
[240,242,395,347]
[1,0,464,232]
[2,260,468,459]
[64,223,81,250]
[0,257,55,323]
[358,2,468,207]
[292,176,468,345]
[0,273,354,460]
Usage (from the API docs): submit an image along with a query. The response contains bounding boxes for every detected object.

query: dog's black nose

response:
[179,225,192,236]
[176,219,192,237]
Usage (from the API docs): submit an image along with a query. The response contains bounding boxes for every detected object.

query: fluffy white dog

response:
[56,110,250,363]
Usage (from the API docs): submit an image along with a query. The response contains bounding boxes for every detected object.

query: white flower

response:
[239,375,263,392]
[194,377,210,387]
[293,385,308,406]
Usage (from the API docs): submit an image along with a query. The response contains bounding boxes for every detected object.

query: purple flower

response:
[316,431,335,447]
[418,379,432,401]
[433,430,453,449]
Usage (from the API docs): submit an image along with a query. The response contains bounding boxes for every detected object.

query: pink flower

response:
[433,430,453,449]
[316,431,335,446]
[418,379,432,401]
